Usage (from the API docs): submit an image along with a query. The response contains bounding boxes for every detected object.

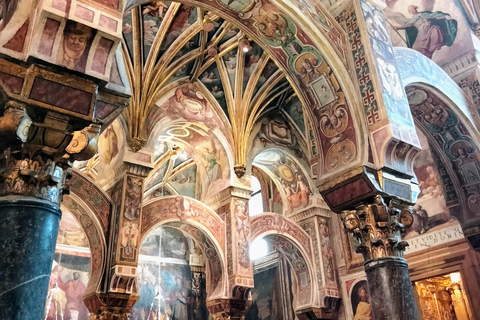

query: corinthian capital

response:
[341,195,414,261]
[0,102,101,205]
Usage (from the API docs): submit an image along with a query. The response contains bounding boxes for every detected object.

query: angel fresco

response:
[386,5,457,59]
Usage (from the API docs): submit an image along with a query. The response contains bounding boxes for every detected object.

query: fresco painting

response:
[243,42,263,91]
[96,119,125,182]
[56,21,96,73]
[46,210,91,320]
[223,47,237,93]
[146,160,170,191]
[350,280,372,320]
[406,129,457,239]
[246,257,294,320]
[384,0,469,66]
[254,150,312,214]
[169,164,197,200]
[132,226,209,320]
[283,96,306,136]
[359,0,417,145]
[200,64,228,118]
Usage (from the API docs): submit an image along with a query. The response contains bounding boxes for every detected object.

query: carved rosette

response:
[0,102,100,205]
[340,195,414,261]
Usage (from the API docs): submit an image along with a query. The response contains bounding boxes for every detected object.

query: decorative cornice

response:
[203,185,252,210]
[288,206,333,223]
[441,50,479,81]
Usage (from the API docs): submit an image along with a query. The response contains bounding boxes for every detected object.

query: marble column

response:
[0,197,61,319]
[341,195,419,320]
[0,103,101,319]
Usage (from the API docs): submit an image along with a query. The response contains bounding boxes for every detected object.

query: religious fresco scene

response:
[1,0,480,319]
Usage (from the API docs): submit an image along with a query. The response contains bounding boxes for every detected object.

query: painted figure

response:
[57,22,94,72]
[387,6,457,59]
[99,126,119,165]
[170,277,188,320]
[353,286,372,320]
[202,146,222,194]
[61,272,87,320]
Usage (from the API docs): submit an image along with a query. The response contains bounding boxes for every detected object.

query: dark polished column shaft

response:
[0,196,61,320]
[364,257,419,320]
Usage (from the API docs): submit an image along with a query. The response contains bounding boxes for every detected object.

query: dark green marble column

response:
[0,196,61,320]
[364,257,419,320]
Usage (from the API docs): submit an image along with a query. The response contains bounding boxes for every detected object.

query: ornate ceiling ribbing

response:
[121,0,366,181]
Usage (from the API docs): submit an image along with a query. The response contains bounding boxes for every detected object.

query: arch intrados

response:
[139,216,226,298]
[252,232,316,309]
[395,47,476,127]
[406,83,480,147]
[61,193,107,297]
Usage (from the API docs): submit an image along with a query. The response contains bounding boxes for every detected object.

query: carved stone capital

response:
[340,195,414,261]
[0,102,101,205]
[89,307,130,320]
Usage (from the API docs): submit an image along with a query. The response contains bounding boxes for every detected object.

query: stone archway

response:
[67,170,114,310]
[395,47,480,249]
[141,195,227,299]
[250,213,317,310]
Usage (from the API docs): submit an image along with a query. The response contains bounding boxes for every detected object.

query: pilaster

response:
[208,185,254,319]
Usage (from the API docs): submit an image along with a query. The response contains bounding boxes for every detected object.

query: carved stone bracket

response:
[89,307,130,320]
[340,195,414,261]
[296,304,341,320]
[207,298,252,320]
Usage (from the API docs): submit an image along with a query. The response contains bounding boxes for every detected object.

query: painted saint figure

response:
[353,286,372,320]
[387,5,457,59]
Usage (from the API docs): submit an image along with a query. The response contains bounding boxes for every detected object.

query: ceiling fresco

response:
[121,0,364,184]
[253,149,313,215]
[384,0,474,66]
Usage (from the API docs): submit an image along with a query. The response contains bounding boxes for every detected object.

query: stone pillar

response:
[86,161,151,319]
[295,206,342,319]
[0,101,103,319]
[206,186,254,319]
[341,195,419,320]
[191,266,207,320]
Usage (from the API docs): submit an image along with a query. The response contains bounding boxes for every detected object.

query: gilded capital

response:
[340,195,414,261]
[0,103,101,205]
